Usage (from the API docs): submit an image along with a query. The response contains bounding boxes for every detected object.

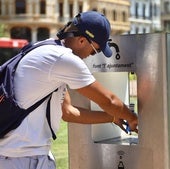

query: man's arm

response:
[62,91,114,124]
[62,81,138,132]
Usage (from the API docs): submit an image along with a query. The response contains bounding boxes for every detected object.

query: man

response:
[0,11,138,169]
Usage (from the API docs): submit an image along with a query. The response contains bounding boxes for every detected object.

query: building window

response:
[164,2,170,14]
[154,3,157,16]
[37,28,49,41]
[40,0,46,14]
[15,0,26,14]
[59,2,63,18]
[149,2,152,19]
[79,4,83,13]
[135,2,138,18]
[122,11,126,22]
[102,8,106,15]
[92,8,97,11]
[69,3,73,18]
[135,27,139,34]
[11,27,31,41]
[164,21,170,31]
[113,10,117,21]
[143,4,146,19]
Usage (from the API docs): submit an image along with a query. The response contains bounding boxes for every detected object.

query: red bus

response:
[0,37,28,65]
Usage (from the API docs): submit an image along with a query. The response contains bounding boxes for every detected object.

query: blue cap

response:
[73,11,112,57]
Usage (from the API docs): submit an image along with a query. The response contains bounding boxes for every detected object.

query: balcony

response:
[0,14,58,24]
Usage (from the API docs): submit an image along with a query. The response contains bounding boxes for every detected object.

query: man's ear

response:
[78,36,86,45]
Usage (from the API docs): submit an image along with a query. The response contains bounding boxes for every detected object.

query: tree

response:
[0,24,9,37]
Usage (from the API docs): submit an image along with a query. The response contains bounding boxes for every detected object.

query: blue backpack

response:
[0,39,61,140]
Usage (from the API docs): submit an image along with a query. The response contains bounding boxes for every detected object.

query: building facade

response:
[129,0,161,34]
[151,0,161,32]
[0,0,130,42]
[161,0,170,32]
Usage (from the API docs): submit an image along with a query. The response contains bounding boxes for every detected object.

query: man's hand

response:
[114,113,138,134]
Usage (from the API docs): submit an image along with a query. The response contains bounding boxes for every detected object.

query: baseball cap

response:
[73,11,112,57]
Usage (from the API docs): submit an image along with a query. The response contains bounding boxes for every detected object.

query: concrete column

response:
[46,0,53,17]
[0,0,1,15]
[27,0,33,15]
[46,0,50,16]
[82,0,90,12]
[1,0,6,15]
[73,0,78,17]
[63,0,69,22]
[31,27,37,42]
[35,0,40,15]
[55,0,59,19]
[8,0,14,15]
[50,27,58,38]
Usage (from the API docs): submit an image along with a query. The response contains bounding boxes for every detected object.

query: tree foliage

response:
[0,24,9,37]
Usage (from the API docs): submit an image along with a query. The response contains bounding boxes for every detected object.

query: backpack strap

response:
[0,39,61,73]
[46,90,58,140]
[25,88,58,140]
[20,39,62,56]
[0,39,61,139]
[22,39,61,140]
